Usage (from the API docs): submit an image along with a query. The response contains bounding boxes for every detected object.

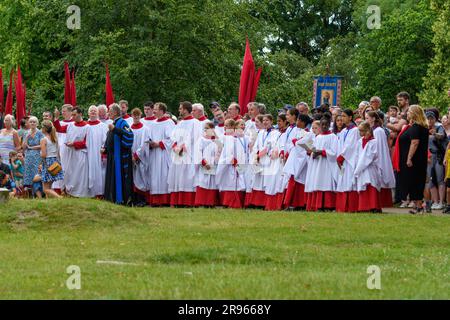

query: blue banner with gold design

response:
[313,75,343,108]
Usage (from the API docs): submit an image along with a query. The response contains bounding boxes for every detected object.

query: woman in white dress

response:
[0,115,20,165]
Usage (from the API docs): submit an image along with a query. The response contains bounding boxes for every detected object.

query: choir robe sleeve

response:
[192,124,204,165]
[249,131,262,166]
[374,127,396,187]
[194,137,206,166]
[293,132,313,178]
[135,127,151,163]
[215,135,235,184]
[156,121,175,151]
[53,120,68,133]
[354,140,377,177]
[339,128,360,170]
[323,134,339,184]
[87,123,108,195]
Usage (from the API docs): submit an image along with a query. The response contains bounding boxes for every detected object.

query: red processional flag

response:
[238,38,262,116]
[0,68,4,114]
[64,61,72,105]
[251,68,262,102]
[238,38,254,116]
[105,64,115,108]
[5,69,14,115]
[15,65,26,128]
[71,70,77,106]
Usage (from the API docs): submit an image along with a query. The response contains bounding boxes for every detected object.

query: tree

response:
[353,0,435,108]
[419,0,450,110]
[252,0,356,62]
[0,0,265,116]
[257,50,313,113]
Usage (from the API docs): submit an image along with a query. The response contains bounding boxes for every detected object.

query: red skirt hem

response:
[283,177,306,208]
[306,191,336,211]
[335,191,359,212]
[220,191,245,208]
[265,193,285,211]
[358,185,382,211]
[170,192,196,207]
[247,190,267,207]
[194,187,220,206]
[148,193,170,206]
[379,188,393,208]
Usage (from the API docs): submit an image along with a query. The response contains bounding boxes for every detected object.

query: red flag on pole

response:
[0,68,4,114]
[251,68,262,102]
[64,61,72,105]
[5,69,14,116]
[15,66,26,128]
[105,64,115,107]
[238,38,254,116]
[238,38,262,116]
[71,70,77,106]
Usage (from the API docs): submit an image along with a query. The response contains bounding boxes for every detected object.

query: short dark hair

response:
[397,92,410,101]
[73,107,83,115]
[144,101,154,108]
[298,114,312,125]
[263,114,273,122]
[155,102,167,113]
[342,109,354,120]
[321,112,332,123]
[180,101,193,114]
[131,108,142,117]
[367,111,383,127]
[388,105,400,112]
[287,108,300,119]
[277,114,287,122]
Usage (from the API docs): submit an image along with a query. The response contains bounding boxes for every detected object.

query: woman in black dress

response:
[398,105,429,214]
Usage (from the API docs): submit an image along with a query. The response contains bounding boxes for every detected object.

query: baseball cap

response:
[209,101,220,109]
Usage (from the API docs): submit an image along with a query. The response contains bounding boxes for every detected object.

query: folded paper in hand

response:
[298,143,316,153]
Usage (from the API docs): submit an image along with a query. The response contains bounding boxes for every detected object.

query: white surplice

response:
[131,123,151,192]
[168,117,203,193]
[336,126,360,192]
[86,121,108,197]
[148,117,175,195]
[304,133,339,192]
[373,127,396,188]
[216,134,246,191]
[64,122,90,198]
[354,138,382,192]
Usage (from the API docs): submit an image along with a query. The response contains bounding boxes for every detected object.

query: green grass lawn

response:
[0,198,448,299]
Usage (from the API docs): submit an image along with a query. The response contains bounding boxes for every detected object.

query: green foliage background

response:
[0,0,448,117]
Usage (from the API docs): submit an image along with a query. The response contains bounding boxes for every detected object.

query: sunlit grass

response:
[0,198,448,299]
